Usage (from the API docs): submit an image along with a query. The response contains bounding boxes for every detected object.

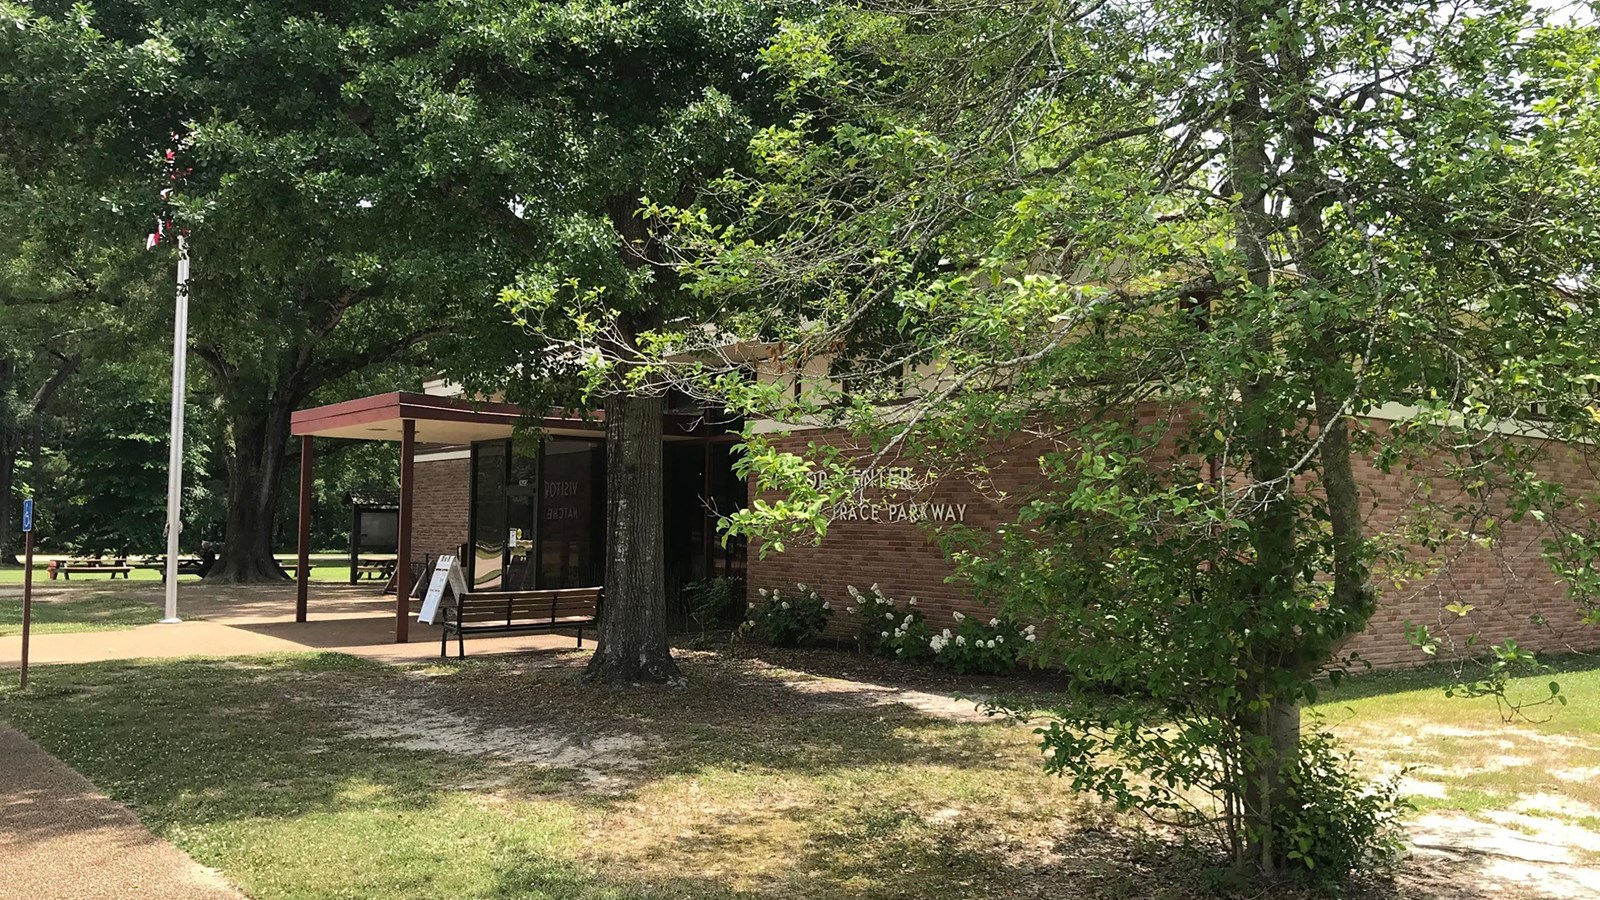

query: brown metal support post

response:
[295,435,314,623]
[395,418,415,643]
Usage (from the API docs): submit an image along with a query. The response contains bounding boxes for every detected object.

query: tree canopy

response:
[593,0,1600,879]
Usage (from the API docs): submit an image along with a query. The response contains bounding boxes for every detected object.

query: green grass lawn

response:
[0,591,164,636]
[1313,654,1600,836]
[0,554,364,585]
[0,647,1595,899]
[0,651,1167,900]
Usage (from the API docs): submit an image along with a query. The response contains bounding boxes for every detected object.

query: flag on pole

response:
[152,132,193,624]
[147,137,190,250]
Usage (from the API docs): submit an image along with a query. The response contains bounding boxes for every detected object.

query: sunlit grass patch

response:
[1317,654,1600,843]
[0,589,164,635]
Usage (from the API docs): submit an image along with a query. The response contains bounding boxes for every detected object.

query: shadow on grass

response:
[0,648,1511,900]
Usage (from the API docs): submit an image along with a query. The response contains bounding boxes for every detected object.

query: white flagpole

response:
[161,232,190,624]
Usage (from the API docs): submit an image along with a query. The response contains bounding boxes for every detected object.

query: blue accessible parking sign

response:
[21,498,32,533]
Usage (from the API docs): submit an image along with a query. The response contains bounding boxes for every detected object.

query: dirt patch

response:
[1410,812,1600,898]
[778,674,997,723]
[330,686,645,788]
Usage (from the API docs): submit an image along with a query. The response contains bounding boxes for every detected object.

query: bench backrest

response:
[453,587,602,624]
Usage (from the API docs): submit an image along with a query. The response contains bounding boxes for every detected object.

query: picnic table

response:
[51,557,133,580]
[132,556,208,577]
[351,555,397,584]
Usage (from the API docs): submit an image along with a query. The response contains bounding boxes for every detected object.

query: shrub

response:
[847,583,933,661]
[928,611,1033,674]
[741,583,831,647]
[1274,729,1409,884]
[684,576,745,631]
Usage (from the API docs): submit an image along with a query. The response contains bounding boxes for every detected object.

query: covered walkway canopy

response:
[289,390,740,643]
[290,391,607,643]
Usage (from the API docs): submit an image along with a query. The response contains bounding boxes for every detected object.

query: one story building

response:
[289,383,1600,669]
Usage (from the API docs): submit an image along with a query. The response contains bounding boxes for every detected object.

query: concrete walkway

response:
[0,581,587,667]
[0,725,243,900]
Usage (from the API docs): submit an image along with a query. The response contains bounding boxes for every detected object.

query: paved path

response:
[0,725,243,900]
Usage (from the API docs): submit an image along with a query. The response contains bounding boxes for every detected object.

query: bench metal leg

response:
[440,627,448,658]
[458,628,465,659]
[576,626,583,648]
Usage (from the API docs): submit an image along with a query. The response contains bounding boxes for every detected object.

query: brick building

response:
[292,384,1599,668]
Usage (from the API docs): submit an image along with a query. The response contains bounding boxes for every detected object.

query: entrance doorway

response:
[468,437,605,590]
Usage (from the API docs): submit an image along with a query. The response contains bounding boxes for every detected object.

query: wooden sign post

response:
[20,498,35,690]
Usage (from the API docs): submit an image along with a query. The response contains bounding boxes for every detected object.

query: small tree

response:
[615,0,1599,881]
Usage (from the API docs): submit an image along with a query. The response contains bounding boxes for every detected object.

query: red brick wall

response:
[1342,430,1600,668]
[412,455,470,562]
[746,424,1600,670]
[746,429,1036,641]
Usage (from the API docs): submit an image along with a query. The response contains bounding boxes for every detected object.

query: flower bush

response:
[928,611,1034,674]
[741,583,832,647]
[847,583,932,661]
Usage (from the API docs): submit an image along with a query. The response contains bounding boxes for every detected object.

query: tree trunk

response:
[1227,0,1299,877]
[0,429,16,566]
[1,351,78,564]
[206,397,296,582]
[584,391,682,685]
[0,355,14,564]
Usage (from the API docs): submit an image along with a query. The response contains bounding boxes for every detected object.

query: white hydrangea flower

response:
[758,588,769,598]
[871,582,880,592]
[798,583,809,591]
[989,617,1000,627]
[951,610,965,622]
[881,631,890,639]
[846,606,857,614]
[822,602,832,610]
[908,596,917,606]
[847,585,861,598]
[955,635,967,646]
[780,601,790,610]
[995,635,1004,644]
[748,601,756,609]
[885,612,895,620]
[1024,624,1036,634]
[941,628,952,638]
[1025,633,1037,642]
[903,614,913,625]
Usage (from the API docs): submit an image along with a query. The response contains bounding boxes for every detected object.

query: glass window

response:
[538,439,604,588]
[471,441,509,588]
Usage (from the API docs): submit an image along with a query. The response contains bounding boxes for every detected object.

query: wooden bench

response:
[439,587,602,658]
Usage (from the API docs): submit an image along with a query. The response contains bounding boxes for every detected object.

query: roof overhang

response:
[291,391,604,443]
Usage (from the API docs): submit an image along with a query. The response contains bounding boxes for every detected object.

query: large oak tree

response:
[2,0,520,580]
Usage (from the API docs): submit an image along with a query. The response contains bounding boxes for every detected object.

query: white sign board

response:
[417,554,466,625]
